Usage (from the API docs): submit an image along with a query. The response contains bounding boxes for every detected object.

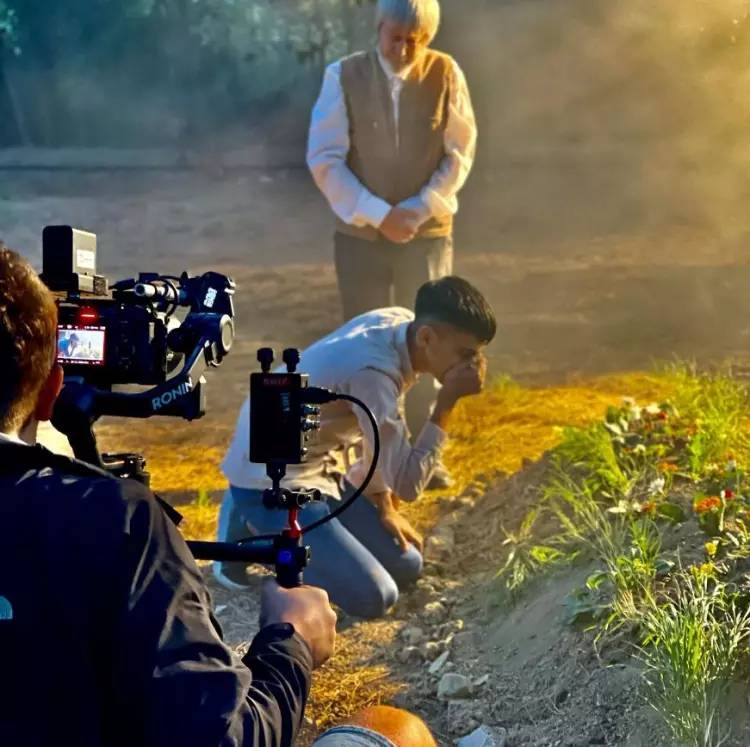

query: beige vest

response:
[337,49,453,241]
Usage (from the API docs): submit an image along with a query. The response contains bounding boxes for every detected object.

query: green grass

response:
[493,365,750,742]
[666,363,750,478]
[638,571,750,747]
[495,506,572,599]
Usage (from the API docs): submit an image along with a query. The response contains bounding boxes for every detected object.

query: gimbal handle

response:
[187,534,310,589]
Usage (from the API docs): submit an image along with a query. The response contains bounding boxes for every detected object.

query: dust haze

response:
[2,0,750,384]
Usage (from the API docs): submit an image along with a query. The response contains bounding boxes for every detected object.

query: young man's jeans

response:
[217,482,423,619]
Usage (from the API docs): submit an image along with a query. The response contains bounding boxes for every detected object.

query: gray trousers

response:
[334,232,453,436]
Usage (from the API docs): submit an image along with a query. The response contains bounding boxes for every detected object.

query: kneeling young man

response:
[217,276,495,618]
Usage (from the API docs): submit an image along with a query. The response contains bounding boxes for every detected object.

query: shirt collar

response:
[0,431,26,446]
[395,320,417,388]
[376,48,412,83]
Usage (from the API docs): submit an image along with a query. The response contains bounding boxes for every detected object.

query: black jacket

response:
[0,440,312,747]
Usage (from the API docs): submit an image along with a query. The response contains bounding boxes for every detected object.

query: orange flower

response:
[694,496,721,513]
[640,501,657,515]
[659,462,679,473]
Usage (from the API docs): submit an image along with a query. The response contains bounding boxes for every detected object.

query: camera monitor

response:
[56,324,106,366]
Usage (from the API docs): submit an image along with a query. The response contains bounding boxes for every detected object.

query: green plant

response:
[495,507,572,598]
[194,488,213,509]
[638,571,750,747]
[564,518,672,633]
[666,364,749,479]
[545,472,630,565]
[555,423,635,500]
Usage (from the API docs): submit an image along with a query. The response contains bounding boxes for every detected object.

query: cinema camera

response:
[43,227,379,588]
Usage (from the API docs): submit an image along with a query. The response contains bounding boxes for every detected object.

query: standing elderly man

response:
[306,0,477,488]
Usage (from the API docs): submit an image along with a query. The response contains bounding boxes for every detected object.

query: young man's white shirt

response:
[222,308,447,501]
[306,49,477,232]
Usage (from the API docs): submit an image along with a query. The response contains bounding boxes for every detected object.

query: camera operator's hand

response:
[379,207,419,244]
[259,580,337,668]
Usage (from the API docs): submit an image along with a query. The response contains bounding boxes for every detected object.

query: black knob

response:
[257,347,274,372]
[283,348,300,373]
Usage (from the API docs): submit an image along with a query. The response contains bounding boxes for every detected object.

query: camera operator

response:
[0,246,336,747]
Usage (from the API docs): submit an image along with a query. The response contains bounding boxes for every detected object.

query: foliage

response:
[638,571,750,747]
[493,366,750,741]
[495,506,572,599]
[0,0,377,144]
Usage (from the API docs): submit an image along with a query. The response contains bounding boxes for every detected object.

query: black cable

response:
[232,391,379,544]
[300,393,379,534]
[160,276,180,318]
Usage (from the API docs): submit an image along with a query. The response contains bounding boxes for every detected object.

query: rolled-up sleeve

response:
[342,369,447,502]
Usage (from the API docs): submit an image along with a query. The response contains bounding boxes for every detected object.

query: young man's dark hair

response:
[414,275,497,343]
[0,245,337,746]
[0,245,58,432]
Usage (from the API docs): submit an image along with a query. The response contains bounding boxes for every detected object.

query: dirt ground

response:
[7,162,750,463]
[4,163,750,745]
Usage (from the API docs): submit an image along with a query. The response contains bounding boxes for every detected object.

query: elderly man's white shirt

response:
[306,49,477,231]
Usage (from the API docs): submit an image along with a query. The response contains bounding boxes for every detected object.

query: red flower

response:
[725,490,735,499]
[657,411,668,421]
[695,496,721,513]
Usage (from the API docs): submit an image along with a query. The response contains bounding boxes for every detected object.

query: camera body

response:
[55,295,174,386]
[42,225,235,390]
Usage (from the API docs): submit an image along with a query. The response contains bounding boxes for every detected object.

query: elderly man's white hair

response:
[376,0,441,44]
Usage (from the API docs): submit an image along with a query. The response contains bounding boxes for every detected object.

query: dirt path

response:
[6,165,750,745]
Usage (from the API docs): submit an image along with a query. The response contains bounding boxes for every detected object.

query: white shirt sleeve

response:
[342,368,448,502]
[398,59,477,225]
[306,61,392,229]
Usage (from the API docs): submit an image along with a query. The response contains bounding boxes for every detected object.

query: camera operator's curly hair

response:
[0,244,57,432]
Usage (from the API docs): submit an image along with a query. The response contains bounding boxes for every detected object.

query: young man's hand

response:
[379,207,418,244]
[379,507,424,553]
[440,355,487,405]
[432,356,487,429]
[259,581,337,668]
[367,490,423,553]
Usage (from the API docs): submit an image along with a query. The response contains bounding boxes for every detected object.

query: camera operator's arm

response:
[114,481,317,747]
[342,368,447,504]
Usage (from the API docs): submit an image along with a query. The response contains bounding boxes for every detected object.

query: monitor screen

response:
[56,325,106,366]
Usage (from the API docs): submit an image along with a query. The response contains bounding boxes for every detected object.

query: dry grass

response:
[403,371,671,530]
[115,371,675,736]
[306,619,404,731]
[164,371,671,540]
